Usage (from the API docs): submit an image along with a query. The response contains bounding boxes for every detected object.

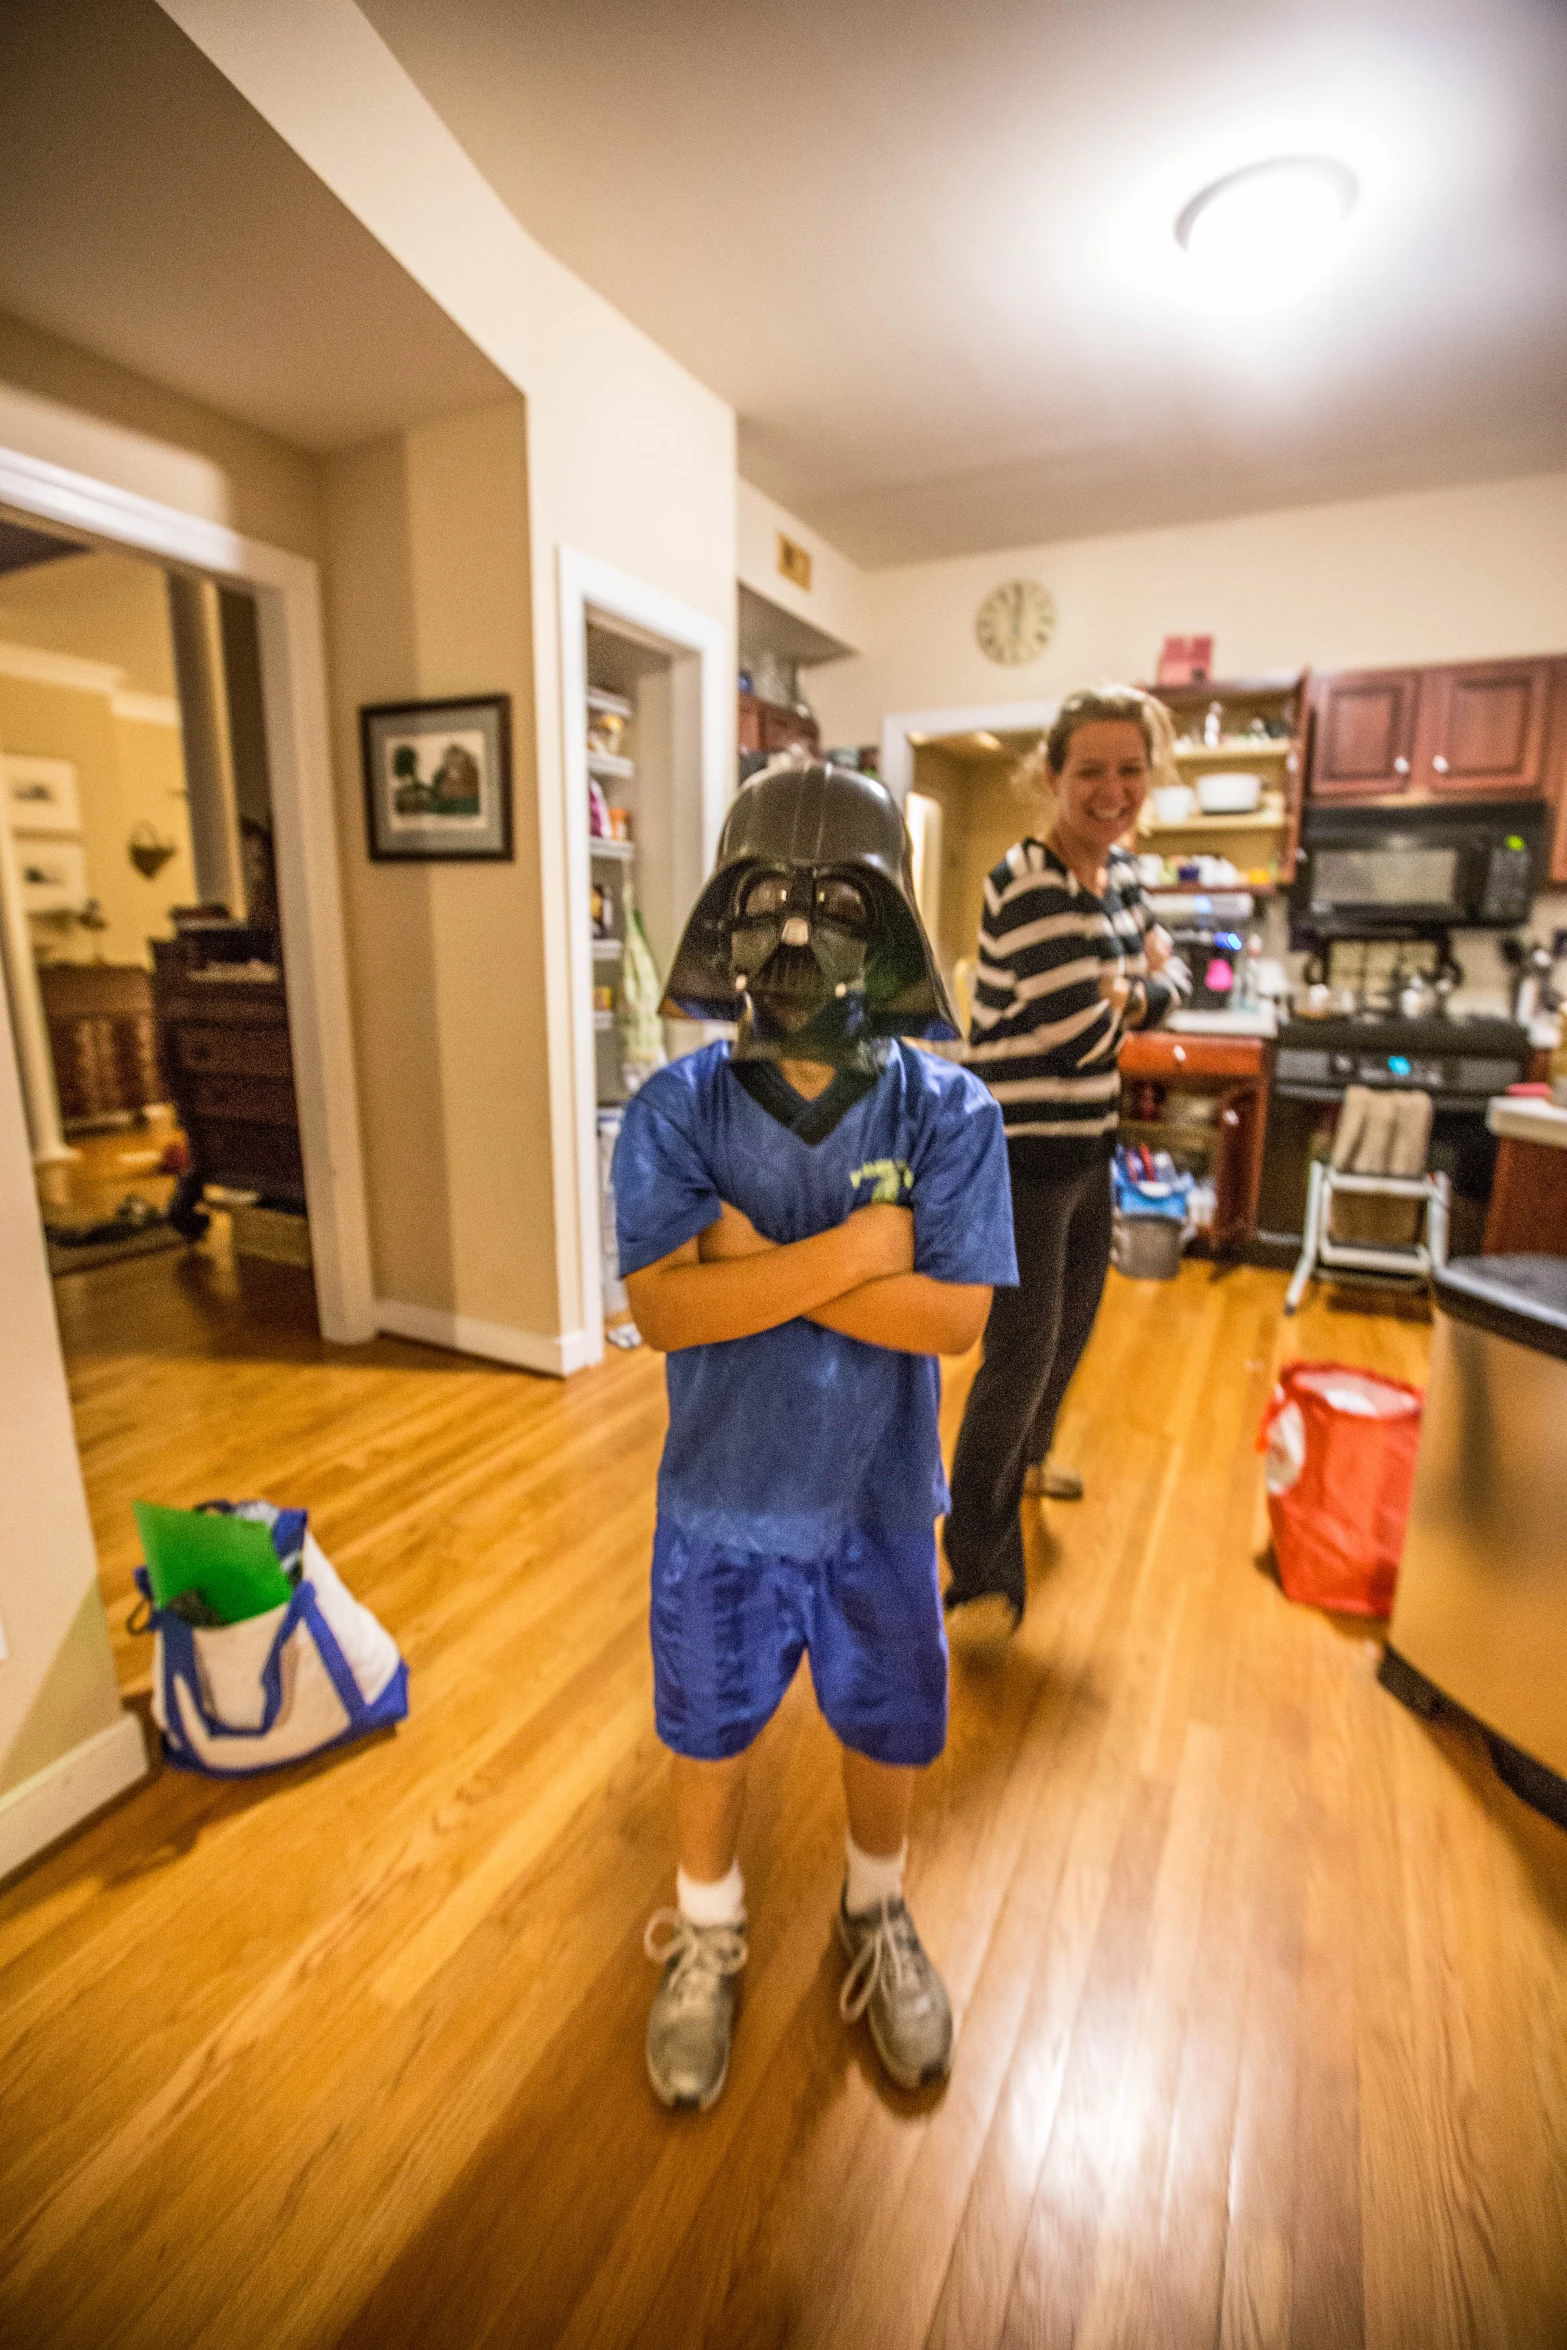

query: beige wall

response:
[0,554,195,966]
[0,939,128,1805]
[737,478,870,657]
[321,397,557,1335]
[811,469,1567,746]
[0,310,321,559]
[162,0,739,1348]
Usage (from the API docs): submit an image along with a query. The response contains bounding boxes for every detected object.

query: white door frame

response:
[0,442,375,1344]
[555,548,729,1366]
[879,698,1058,806]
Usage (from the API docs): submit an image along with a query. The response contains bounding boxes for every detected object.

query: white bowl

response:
[1196,771,1262,815]
[1152,784,1196,825]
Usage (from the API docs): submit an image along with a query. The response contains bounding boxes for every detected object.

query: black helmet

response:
[660,758,956,1064]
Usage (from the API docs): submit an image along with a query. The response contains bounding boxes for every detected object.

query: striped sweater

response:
[966,838,1191,1170]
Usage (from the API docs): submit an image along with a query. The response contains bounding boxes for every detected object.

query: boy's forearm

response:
[806,1276,991,1356]
[628,1219,879,1350]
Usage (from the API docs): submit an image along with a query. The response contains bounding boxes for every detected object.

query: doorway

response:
[557,549,729,1363]
[0,438,373,1344]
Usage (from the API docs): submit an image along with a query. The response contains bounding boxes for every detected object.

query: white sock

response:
[845,1831,907,1917]
[677,1860,746,1930]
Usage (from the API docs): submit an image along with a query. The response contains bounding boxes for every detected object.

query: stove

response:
[1274,1013,1530,1110]
[1257,1013,1531,1258]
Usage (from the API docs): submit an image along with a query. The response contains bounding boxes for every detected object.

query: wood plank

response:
[2,1255,1564,2350]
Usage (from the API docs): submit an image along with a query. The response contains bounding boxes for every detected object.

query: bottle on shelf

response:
[1235,933,1264,1010]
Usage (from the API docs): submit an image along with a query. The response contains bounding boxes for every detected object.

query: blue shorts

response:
[650,1523,949,1767]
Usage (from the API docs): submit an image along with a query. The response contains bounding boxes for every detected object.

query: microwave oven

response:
[1290,800,1543,940]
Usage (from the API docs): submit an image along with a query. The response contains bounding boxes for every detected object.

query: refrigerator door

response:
[1388,1304,1567,1780]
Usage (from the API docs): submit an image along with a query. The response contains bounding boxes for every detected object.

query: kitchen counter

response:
[1484,1093,1567,1255]
[1167,1006,1278,1039]
[1487,1095,1567,1150]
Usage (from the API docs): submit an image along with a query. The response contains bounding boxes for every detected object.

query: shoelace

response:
[838,1898,931,2023]
[643,1909,748,2008]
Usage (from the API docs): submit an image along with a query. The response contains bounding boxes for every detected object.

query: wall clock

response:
[975,579,1055,667]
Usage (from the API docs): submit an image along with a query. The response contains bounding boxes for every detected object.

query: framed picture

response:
[4,753,81,837]
[360,694,513,862]
[17,837,89,914]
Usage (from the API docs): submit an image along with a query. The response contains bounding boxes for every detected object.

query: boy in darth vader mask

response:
[613,758,1016,2109]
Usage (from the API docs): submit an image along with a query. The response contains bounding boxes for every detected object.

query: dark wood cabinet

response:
[1118,1030,1270,1253]
[1308,656,1567,817]
[1417,658,1556,798]
[1307,669,1421,799]
[152,928,304,1231]
[738,690,819,763]
[38,962,164,1127]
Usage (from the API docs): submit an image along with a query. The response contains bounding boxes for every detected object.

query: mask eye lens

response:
[738,871,789,922]
[815,876,870,934]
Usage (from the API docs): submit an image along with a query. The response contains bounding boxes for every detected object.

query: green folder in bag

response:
[134,1502,294,1625]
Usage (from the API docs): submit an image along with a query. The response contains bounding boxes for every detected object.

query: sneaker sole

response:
[943,1591,1021,1648]
[834,1910,954,2092]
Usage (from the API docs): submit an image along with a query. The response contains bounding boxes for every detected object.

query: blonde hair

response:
[1012,683,1179,814]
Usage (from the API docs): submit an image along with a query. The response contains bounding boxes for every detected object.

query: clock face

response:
[976,579,1056,667]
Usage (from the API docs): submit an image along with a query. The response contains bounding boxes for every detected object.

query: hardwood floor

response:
[4,1240,1565,2349]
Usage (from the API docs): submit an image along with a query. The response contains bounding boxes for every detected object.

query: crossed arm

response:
[625,1199,991,1357]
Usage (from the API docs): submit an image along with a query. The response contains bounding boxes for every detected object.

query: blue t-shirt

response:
[612,1041,1017,1553]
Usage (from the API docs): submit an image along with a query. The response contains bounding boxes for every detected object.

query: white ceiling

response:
[359,0,1567,566]
[0,0,509,455]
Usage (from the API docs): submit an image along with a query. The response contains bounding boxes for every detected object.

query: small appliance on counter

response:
[1380,1255,1567,1826]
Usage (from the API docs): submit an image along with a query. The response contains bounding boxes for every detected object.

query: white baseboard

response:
[375,1297,600,1378]
[0,1712,148,1885]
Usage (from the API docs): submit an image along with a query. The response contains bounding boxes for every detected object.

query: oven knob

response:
[1330,1053,1355,1078]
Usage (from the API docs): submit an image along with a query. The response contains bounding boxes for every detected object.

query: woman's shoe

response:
[1022,1458,1084,1501]
[943,1586,1021,1645]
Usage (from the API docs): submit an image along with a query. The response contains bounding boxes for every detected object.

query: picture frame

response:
[4,753,82,838]
[17,837,89,914]
[359,694,513,863]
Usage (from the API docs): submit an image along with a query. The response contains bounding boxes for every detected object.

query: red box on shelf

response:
[1156,635,1214,687]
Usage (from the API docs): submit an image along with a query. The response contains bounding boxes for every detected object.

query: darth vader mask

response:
[661,759,957,1068]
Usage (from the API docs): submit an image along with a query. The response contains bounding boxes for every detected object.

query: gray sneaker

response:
[836,1891,953,2090]
[643,1909,747,2111]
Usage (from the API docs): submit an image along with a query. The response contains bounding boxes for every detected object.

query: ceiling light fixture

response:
[1175,155,1358,294]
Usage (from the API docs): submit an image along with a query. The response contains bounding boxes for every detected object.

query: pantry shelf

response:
[588,751,635,781]
[589,836,635,860]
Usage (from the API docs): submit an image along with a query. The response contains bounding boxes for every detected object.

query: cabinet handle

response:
[1432,755,1450,774]
[1393,756,1410,775]
[1173,1045,1187,1065]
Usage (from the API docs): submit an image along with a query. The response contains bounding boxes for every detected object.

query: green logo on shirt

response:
[850,1158,913,1204]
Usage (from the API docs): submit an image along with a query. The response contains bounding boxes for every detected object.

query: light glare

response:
[1176,156,1357,300]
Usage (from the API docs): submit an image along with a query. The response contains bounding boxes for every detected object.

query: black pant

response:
[945,1156,1114,1615]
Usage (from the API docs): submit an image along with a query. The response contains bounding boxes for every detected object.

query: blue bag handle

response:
[140,1573,376,1760]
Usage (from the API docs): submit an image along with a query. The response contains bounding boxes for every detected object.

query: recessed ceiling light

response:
[1175,155,1358,290]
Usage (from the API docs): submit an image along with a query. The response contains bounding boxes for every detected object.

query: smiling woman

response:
[945,685,1193,1637]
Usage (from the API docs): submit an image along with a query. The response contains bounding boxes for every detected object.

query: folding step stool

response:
[1284,1162,1451,1317]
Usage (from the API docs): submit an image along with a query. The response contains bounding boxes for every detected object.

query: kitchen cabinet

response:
[1119,1030,1270,1253]
[1307,656,1566,812]
[1307,668,1422,800]
[1419,659,1557,799]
